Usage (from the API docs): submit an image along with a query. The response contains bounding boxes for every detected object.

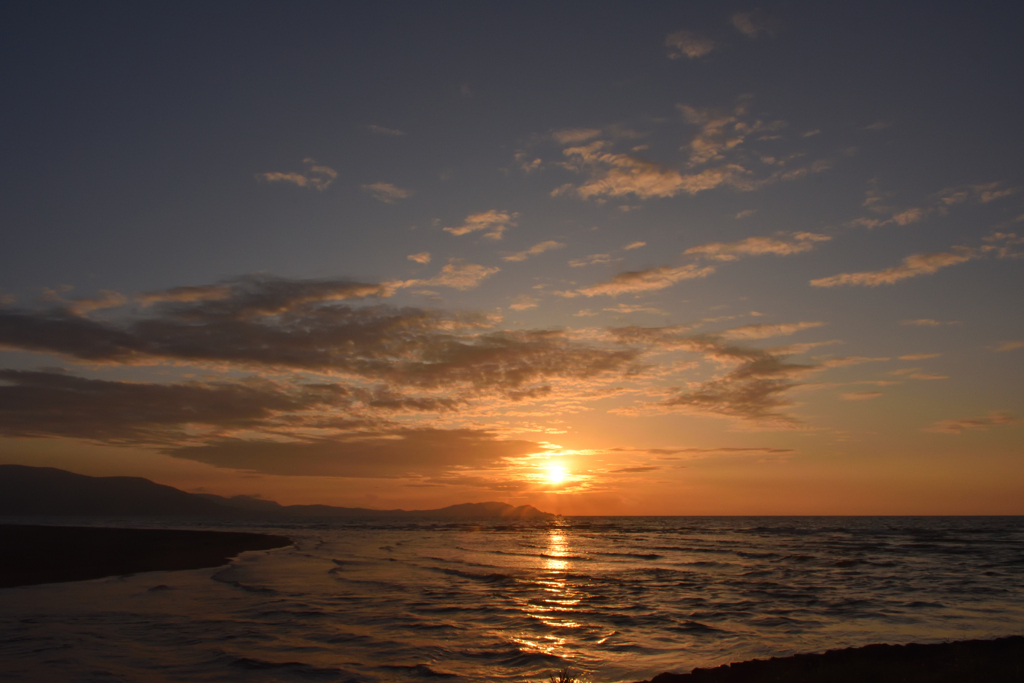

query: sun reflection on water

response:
[517,528,583,631]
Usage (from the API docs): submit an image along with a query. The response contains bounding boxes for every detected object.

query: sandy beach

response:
[0,524,292,588]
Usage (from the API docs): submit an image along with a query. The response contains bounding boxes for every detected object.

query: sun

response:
[546,464,568,485]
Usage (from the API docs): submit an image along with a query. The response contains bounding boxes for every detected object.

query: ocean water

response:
[1,516,1023,682]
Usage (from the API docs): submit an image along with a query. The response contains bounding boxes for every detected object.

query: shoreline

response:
[635,635,1024,683]
[0,524,292,588]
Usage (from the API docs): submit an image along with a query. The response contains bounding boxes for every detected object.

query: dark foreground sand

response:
[0,524,292,588]
[637,635,1024,683]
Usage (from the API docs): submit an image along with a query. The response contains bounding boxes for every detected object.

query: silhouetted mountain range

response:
[0,465,553,520]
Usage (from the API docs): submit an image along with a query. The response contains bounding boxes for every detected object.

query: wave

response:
[381,663,458,677]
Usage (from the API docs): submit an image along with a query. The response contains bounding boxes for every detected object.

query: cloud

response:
[576,264,716,297]
[731,10,775,38]
[361,182,413,203]
[863,121,893,131]
[0,369,350,445]
[925,411,1021,435]
[508,296,538,311]
[397,262,500,291]
[552,99,824,202]
[817,356,890,369]
[665,30,717,59]
[552,128,602,145]
[66,290,128,316]
[569,254,616,268]
[678,99,783,166]
[514,151,543,173]
[368,124,405,136]
[407,252,431,264]
[623,241,646,250]
[554,141,752,200]
[852,182,1021,231]
[659,341,814,426]
[630,446,794,459]
[840,391,883,401]
[256,158,337,191]
[443,210,517,239]
[603,304,665,315]
[0,276,642,394]
[981,232,1024,259]
[735,209,756,219]
[610,329,816,425]
[685,233,830,261]
[719,322,825,340]
[610,465,662,473]
[810,247,976,287]
[890,207,929,225]
[899,353,941,360]
[169,428,540,478]
[993,341,1024,352]
[502,240,566,262]
[900,318,960,327]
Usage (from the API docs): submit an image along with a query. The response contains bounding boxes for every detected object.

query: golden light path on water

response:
[512,527,587,660]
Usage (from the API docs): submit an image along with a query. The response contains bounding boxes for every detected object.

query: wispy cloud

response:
[508,296,538,311]
[638,333,815,426]
[900,319,961,327]
[863,121,893,131]
[731,10,776,38]
[841,391,883,401]
[361,182,413,203]
[397,262,500,291]
[623,241,646,250]
[368,124,405,136]
[569,254,616,268]
[665,30,717,59]
[719,322,825,340]
[603,304,666,315]
[926,411,1021,434]
[552,128,602,145]
[502,240,566,262]
[550,98,827,202]
[993,341,1024,352]
[621,446,794,459]
[679,99,783,166]
[685,233,830,261]
[443,210,517,239]
[576,264,715,297]
[852,181,1020,230]
[65,290,129,316]
[0,276,641,401]
[810,247,976,287]
[407,252,431,264]
[256,158,337,191]
[981,232,1024,259]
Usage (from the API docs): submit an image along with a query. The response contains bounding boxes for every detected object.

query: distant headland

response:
[0,464,555,520]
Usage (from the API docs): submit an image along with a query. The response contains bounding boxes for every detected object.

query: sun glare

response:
[546,464,568,485]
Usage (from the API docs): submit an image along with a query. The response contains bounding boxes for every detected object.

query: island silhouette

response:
[0,464,554,520]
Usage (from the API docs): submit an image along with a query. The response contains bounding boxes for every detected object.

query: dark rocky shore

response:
[0,524,292,588]
[637,635,1024,683]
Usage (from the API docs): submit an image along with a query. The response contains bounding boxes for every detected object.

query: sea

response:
[1,516,1023,682]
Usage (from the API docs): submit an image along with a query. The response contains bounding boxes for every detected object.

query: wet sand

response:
[638,635,1024,683]
[0,524,291,588]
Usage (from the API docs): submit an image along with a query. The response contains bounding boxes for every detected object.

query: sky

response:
[1,1,1022,515]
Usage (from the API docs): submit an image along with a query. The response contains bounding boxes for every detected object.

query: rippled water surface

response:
[2,516,1023,682]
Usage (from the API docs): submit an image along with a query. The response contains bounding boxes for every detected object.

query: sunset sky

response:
[1,2,1021,514]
